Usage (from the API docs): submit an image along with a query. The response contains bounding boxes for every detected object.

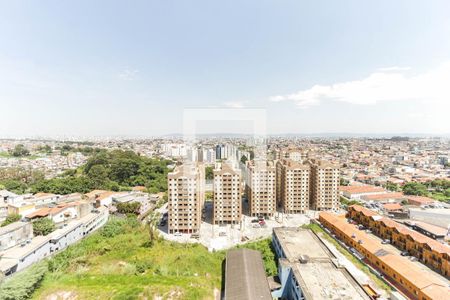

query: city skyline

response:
[1,1,450,137]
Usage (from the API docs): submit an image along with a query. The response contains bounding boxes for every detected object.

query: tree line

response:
[0,150,172,195]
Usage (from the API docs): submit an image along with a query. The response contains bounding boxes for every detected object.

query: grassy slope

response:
[31,214,277,300]
[0,152,11,158]
[430,192,449,202]
[32,221,225,300]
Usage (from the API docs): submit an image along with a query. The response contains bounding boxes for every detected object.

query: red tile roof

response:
[382,203,403,211]
[340,185,386,195]
[350,205,450,255]
[26,202,80,219]
[320,212,450,299]
[363,192,405,201]
[406,195,435,205]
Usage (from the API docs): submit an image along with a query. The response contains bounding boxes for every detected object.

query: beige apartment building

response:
[213,162,242,224]
[309,159,339,211]
[247,160,276,217]
[276,159,310,214]
[168,164,205,234]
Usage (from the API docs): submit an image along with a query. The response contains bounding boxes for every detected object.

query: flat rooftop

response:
[0,235,50,260]
[273,227,328,261]
[274,228,370,300]
[403,220,448,237]
[293,261,368,300]
[0,221,29,235]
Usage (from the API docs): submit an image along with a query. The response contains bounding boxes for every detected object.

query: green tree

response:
[32,218,56,236]
[87,164,108,187]
[10,144,30,157]
[205,166,214,180]
[0,179,28,194]
[340,178,349,186]
[444,188,450,198]
[107,159,139,184]
[59,144,73,156]
[1,214,21,227]
[146,213,160,248]
[116,202,141,215]
[385,182,399,192]
[402,182,429,196]
[240,155,248,165]
[37,145,52,154]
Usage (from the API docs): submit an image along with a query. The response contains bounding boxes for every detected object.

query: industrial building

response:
[224,248,272,300]
[271,227,371,300]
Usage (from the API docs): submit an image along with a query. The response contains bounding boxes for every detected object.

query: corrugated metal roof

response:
[225,248,272,300]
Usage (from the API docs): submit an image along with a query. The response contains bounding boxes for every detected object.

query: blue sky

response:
[1,1,450,137]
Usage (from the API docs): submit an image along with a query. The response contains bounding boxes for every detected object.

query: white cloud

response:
[223,101,246,108]
[271,62,450,108]
[118,69,139,81]
[377,66,411,72]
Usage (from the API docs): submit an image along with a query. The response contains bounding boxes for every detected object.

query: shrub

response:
[0,262,48,300]
[1,214,21,227]
[237,239,277,276]
[100,215,139,238]
[32,218,55,236]
[116,202,141,215]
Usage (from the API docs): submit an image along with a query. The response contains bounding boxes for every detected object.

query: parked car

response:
[381,239,390,244]
[174,232,182,237]
[191,233,200,239]
[219,232,227,237]
[251,219,259,223]
[252,224,260,228]
[400,251,409,256]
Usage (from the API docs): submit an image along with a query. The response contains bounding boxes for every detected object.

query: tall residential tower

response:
[309,159,340,211]
[247,160,276,217]
[213,162,242,224]
[276,159,310,214]
[168,164,205,234]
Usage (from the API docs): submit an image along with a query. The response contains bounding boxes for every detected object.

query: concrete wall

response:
[409,209,450,229]
[0,222,33,250]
